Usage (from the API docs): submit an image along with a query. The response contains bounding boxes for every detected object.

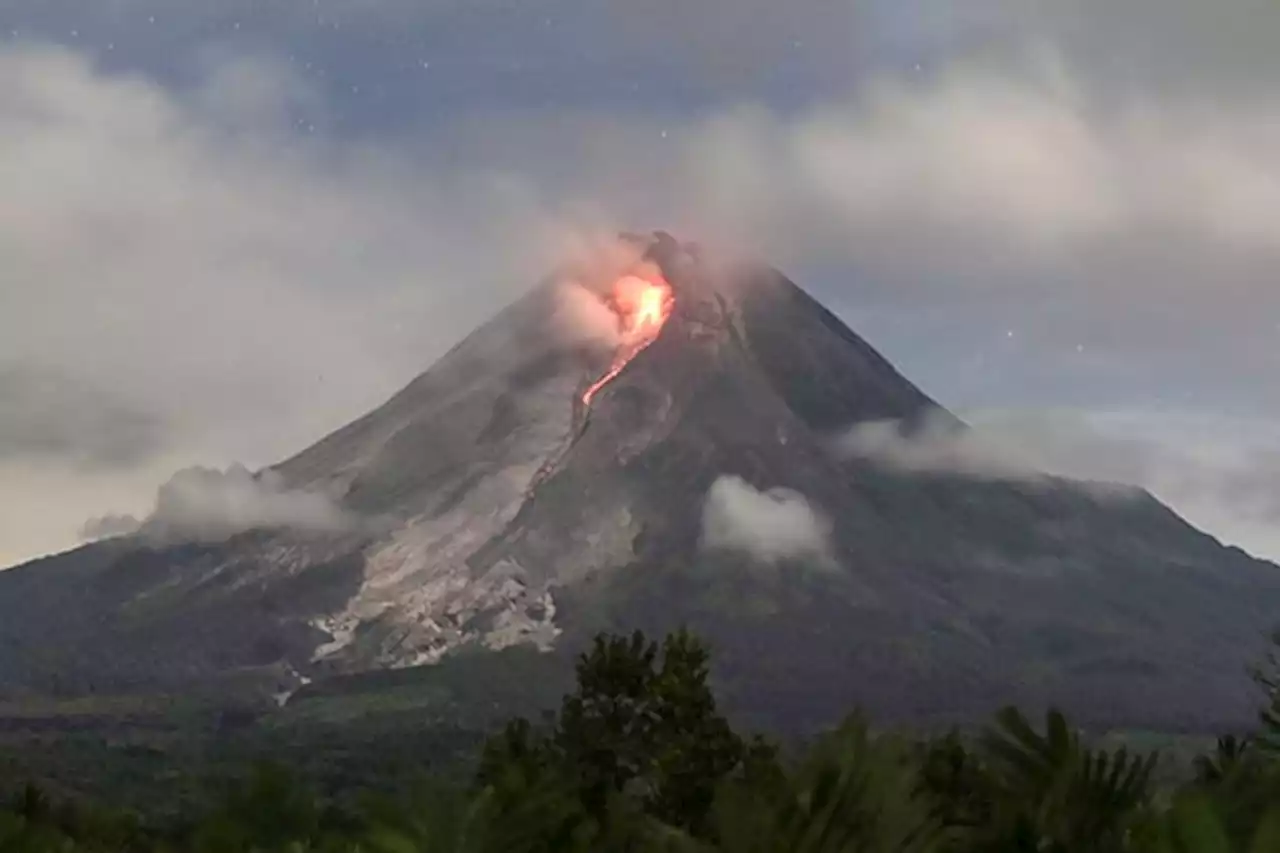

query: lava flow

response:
[581,273,674,406]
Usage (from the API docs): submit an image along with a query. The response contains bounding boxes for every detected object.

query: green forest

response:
[6,629,1280,852]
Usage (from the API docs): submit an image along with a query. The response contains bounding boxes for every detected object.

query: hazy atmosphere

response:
[3,0,1279,566]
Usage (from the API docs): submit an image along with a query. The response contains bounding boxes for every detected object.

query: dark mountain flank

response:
[3,231,1278,735]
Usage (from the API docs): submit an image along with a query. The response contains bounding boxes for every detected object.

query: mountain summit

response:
[3,231,1278,733]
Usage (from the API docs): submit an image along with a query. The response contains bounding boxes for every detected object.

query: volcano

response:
[3,231,1279,734]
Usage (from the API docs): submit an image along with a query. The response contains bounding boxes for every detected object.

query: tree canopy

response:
[7,627,1280,852]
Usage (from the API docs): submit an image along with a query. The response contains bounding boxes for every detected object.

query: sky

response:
[1,0,1278,565]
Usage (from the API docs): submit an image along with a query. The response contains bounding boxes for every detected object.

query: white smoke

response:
[78,513,145,541]
[550,281,623,347]
[700,475,833,563]
[80,463,354,544]
[548,233,672,348]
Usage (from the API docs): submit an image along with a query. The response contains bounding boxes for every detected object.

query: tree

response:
[704,716,942,853]
[555,629,747,833]
[191,762,324,852]
[1140,793,1280,853]
[914,729,994,842]
[477,629,751,838]
[1248,628,1280,756]
[1192,735,1254,786]
[977,707,1156,852]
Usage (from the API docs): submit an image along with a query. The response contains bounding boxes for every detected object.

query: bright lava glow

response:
[582,273,674,406]
[633,282,666,329]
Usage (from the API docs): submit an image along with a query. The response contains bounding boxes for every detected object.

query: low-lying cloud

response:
[838,408,1159,485]
[839,408,1280,558]
[80,464,355,544]
[700,475,832,564]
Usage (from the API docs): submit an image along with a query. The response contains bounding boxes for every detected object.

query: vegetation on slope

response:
[7,628,1280,851]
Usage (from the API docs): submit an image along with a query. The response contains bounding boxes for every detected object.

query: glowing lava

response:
[581,273,674,406]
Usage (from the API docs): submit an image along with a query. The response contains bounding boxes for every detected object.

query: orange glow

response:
[582,273,673,407]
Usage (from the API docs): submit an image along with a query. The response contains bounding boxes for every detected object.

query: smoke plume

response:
[550,282,624,348]
[549,234,673,349]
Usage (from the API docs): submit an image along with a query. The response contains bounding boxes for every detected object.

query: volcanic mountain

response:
[3,231,1279,734]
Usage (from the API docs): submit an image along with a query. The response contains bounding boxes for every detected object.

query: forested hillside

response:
[7,628,1280,851]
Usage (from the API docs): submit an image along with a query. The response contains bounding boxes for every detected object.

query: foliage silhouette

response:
[8,627,1280,852]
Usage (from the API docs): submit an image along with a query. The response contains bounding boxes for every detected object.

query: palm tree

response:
[977,707,1156,852]
[1193,736,1253,786]
[702,716,943,853]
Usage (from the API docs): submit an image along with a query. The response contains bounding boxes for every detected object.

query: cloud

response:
[972,0,1280,95]
[838,413,1029,480]
[81,463,355,544]
[78,513,144,541]
[0,42,594,565]
[0,42,577,467]
[0,367,163,467]
[427,56,1280,393]
[38,0,1279,105]
[611,0,1280,97]
[700,475,832,564]
[837,408,1156,486]
[668,63,1280,270]
[838,408,1280,558]
[7,28,1280,567]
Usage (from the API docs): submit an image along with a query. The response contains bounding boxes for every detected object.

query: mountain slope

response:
[1,231,1277,735]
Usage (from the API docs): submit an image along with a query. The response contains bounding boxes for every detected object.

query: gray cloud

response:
[13,40,1278,387]
[78,513,145,542]
[837,408,1159,492]
[670,63,1280,283]
[608,0,1280,95]
[838,408,1280,558]
[0,42,593,566]
[27,0,1278,100]
[423,56,1280,396]
[615,0,1280,95]
[0,368,163,467]
[0,43,577,467]
[7,16,1280,567]
[973,0,1280,95]
[700,475,832,564]
[81,463,355,544]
